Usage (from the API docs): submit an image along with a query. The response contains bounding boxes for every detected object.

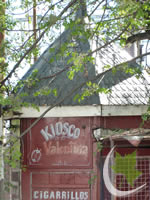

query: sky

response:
[6,0,150,85]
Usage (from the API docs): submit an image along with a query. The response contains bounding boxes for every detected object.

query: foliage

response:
[0,0,149,107]
[88,171,97,185]
[0,0,149,193]
[141,106,150,126]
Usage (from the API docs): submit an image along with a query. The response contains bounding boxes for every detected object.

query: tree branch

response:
[17,51,150,139]
[88,21,132,56]
[0,0,77,88]
[126,31,150,44]
[4,50,149,150]
[39,66,70,80]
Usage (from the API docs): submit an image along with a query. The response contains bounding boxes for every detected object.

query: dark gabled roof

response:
[18,30,100,105]
[17,28,149,106]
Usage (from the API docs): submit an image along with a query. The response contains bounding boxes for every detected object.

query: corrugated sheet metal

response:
[100,72,150,105]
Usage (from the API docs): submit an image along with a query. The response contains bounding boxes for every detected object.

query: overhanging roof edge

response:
[4,105,149,119]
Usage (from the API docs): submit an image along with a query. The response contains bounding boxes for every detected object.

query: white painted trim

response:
[101,105,149,116]
[5,105,101,119]
[4,105,149,119]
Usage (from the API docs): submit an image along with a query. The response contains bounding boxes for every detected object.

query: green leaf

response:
[73,94,80,102]
[86,81,92,87]
[49,57,55,63]
[52,88,58,97]
[104,65,111,69]
[88,174,97,185]
[67,70,75,80]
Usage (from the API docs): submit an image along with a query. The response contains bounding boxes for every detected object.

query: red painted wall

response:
[21,117,97,200]
[21,116,150,200]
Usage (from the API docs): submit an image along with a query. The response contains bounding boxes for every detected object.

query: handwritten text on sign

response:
[43,141,88,156]
[40,122,80,141]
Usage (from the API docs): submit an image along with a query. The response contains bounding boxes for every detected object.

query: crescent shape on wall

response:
[103,146,146,197]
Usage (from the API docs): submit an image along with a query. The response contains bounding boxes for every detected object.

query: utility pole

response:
[0,0,5,199]
[0,0,5,80]
[33,0,37,63]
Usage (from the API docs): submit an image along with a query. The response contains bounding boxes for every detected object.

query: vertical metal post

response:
[110,138,115,200]
[99,150,104,200]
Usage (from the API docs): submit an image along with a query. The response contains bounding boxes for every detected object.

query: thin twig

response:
[88,21,132,56]
[0,0,77,88]
[88,0,105,17]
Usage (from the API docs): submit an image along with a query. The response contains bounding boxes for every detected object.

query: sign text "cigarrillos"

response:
[33,190,88,200]
[40,122,80,141]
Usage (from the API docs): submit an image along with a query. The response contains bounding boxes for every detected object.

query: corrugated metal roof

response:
[17,29,149,106]
[100,72,150,105]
